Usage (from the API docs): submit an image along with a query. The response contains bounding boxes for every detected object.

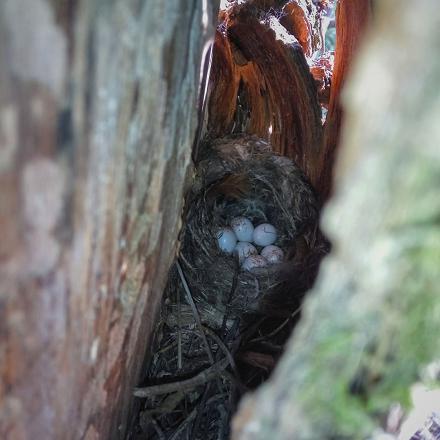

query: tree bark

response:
[207,3,323,185]
[232,0,440,438]
[0,1,216,439]
[317,0,372,200]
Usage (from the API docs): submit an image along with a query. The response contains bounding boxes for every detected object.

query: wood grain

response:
[0,1,216,438]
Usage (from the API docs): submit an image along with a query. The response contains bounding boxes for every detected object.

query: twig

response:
[220,259,239,338]
[168,393,228,440]
[180,325,246,392]
[177,283,182,370]
[150,417,166,440]
[176,260,215,365]
[168,408,197,440]
[201,326,239,379]
[141,391,185,415]
[217,402,229,440]
[133,357,229,398]
[191,383,211,439]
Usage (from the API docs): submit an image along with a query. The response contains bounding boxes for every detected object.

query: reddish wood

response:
[310,55,333,108]
[280,2,314,57]
[208,7,323,182]
[317,0,372,199]
[212,0,371,202]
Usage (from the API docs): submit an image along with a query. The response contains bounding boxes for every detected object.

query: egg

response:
[242,255,268,271]
[253,223,277,246]
[261,245,284,265]
[230,216,254,242]
[216,227,237,253]
[234,242,258,264]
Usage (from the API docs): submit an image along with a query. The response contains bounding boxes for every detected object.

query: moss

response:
[292,260,439,438]
[365,232,440,413]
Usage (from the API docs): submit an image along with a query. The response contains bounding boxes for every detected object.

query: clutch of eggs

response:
[217,217,284,271]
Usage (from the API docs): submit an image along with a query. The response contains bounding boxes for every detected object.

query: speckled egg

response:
[242,255,268,271]
[261,245,284,265]
[230,216,254,242]
[234,241,258,264]
[253,223,277,246]
[216,227,237,253]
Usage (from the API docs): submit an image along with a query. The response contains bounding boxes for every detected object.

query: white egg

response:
[234,242,258,264]
[261,245,284,265]
[242,255,268,271]
[253,223,277,246]
[217,227,237,253]
[230,216,254,242]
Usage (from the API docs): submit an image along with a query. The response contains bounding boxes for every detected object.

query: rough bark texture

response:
[207,4,323,184]
[208,0,368,201]
[232,0,440,438]
[317,0,372,199]
[0,1,216,439]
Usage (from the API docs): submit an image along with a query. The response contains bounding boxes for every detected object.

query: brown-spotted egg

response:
[242,254,268,271]
[261,245,284,265]
[234,242,257,264]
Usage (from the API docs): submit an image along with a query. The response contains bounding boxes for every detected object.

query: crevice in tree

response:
[129,1,368,439]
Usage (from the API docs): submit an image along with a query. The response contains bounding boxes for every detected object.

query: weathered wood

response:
[317,0,372,199]
[210,1,353,197]
[232,0,440,438]
[207,4,323,183]
[0,1,216,438]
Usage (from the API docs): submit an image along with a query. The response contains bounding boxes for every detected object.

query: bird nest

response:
[132,135,326,440]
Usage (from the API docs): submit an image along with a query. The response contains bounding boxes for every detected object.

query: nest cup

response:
[137,136,323,439]
[178,135,318,328]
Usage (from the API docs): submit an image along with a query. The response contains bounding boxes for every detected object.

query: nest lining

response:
[132,135,326,440]
[180,136,319,322]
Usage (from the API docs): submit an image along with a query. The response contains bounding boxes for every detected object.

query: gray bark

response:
[0,1,216,439]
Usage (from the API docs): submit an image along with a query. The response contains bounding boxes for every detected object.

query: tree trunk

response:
[232,0,440,439]
[0,1,216,439]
